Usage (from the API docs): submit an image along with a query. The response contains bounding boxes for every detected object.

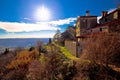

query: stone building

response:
[76,11,98,41]
[63,5,120,57]
[89,6,120,35]
[75,5,120,57]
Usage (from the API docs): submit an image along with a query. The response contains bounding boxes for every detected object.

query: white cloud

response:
[23,18,32,20]
[73,24,76,26]
[97,16,102,23]
[0,22,58,32]
[48,17,77,26]
[108,8,117,14]
[0,32,55,38]
[0,17,76,32]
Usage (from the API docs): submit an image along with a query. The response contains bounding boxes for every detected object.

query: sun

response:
[35,6,50,21]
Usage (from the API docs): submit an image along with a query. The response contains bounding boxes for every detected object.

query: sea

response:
[0,38,49,53]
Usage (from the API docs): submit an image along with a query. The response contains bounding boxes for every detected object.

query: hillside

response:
[0,36,120,80]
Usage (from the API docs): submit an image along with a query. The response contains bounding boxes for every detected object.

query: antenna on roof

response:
[86,10,90,16]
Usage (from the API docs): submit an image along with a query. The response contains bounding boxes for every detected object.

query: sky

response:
[0,0,119,38]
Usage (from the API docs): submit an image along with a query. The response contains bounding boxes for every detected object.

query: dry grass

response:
[6,49,39,69]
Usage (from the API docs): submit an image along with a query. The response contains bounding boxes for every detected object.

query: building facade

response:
[75,5,120,57]
[76,11,98,41]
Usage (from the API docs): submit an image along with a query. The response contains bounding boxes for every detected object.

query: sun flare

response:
[35,6,50,21]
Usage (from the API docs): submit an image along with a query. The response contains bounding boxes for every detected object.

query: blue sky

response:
[0,0,119,38]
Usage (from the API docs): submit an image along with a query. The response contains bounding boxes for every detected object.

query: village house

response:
[76,10,97,40]
[75,4,120,57]
[65,4,120,57]
[76,5,120,39]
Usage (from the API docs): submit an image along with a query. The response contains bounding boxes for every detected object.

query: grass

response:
[53,43,79,60]
[44,45,51,50]
[60,46,79,60]
[39,54,45,62]
[39,53,49,63]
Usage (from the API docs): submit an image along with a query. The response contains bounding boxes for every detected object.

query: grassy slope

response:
[53,43,120,79]
[53,43,78,60]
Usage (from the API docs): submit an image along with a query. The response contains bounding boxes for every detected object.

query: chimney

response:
[104,11,108,16]
[102,11,105,17]
[86,10,90,16]
[102,11,108,17]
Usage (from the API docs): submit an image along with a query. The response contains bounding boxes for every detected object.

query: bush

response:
[29,46,35,51]
[2,69,27,80]
[74,59,120,80]
[13,47,24,56]
[6,49,39,69]
[36,41,47,54]
[28,44,77,80]
[81,33,120,66]
[4,49,39,80]
[4,48,9,54]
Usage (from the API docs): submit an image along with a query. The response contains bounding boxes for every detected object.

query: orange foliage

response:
[6,49,39,69]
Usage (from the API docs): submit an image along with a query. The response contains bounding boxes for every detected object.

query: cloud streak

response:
[0,17,76,33]
[23,18,32,21]
[97,16,102,23]
[0,22,58,32]
[47,18,77,26]
[108,8,116,14]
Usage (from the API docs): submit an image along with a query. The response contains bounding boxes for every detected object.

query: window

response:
[91,30,92,32]
[105,18,107,22]
[100,28,102,32]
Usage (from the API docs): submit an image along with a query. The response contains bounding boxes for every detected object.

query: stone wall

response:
[65,40,77,56]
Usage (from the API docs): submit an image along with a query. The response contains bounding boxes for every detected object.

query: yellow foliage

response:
[39,53,49,63]
[44,45,51,50]
[39,54,45,62]
[6,49,39,69]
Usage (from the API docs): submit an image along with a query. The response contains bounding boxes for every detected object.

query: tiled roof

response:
[99,8,120,20]
[88,19,120,30]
